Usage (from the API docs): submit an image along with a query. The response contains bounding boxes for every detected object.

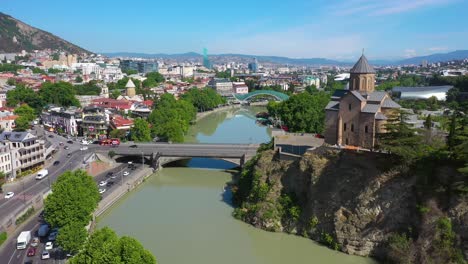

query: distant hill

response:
[0,12,90,54]
[397,50,468,65]
[102,52,343,65]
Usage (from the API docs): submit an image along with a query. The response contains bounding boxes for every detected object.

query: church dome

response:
[350,54,375,74]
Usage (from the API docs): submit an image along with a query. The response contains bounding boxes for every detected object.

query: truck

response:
[35,169,48,180]
[38,224,50,237]
[17,231,31,249]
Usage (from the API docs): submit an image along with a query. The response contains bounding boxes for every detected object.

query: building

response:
[110,115,134,132]
[121,60,159,74]
[324,54,401,149]
[81,106,109,139]
[0,131,46,179]
[0,114,18,132]
[208,78,233,96]
[41,107,80,136]
[203,48,211,69]
[120,60,139,72]
[248,58,259,73]
[0,143,13,177]
[301,75,321,87]
[126,79,136,97]
[392,85,453,101]
[232,82,249,94]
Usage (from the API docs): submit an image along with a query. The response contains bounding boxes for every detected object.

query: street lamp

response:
[22,181,26,205]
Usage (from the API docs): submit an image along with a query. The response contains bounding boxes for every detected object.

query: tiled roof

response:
[367,91,387,102]
[381,98,401,108]
[331,89,348,100]
[350,90,366,101]
[375,112,388,120]
[392,85,453,93]
[125,79,136,88]
[350,55,375,74]
[325,101,340,111]
[0,131,34,142]
[361,104,380,113]
[0,115,18,121]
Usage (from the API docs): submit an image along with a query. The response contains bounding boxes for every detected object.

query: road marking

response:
[6,248,17,264]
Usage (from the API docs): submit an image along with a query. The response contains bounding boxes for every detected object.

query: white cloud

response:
[403,49,417,58]
[427,47,448,52]
[329,0,455,16]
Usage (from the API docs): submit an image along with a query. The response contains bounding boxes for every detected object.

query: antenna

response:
[362,48,365,55]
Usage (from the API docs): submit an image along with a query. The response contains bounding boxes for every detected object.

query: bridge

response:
[95,143,260,169]
[233,90,289,102]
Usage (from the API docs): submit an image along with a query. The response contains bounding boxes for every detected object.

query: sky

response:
[1,0,468,60]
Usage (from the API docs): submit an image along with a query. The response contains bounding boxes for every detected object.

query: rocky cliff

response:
[0,12,90,54]
[232,147,467,263]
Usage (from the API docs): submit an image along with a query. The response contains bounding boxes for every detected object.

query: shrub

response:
[309,216,319,229]
[15,207,35,226]
[320,232,339,250]
[0,232,7,246]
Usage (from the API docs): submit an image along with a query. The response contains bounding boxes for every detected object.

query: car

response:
[48,231,58,241]
[106,181,114,187]
[67,140,73,144]
[45,241,53,250]
[99,181,107,187]
[99,188,106,194]
[48,135,54,138]
[27,247,36,256]
[41,250,50,260]
[107,172,114,177]
[59,142,64,146]
[53,161,60,166]
[123,171,129,176]
[129,144,138,148]
[67,153,72,158]
[64,146,70,150]
[4,192,14,199]
[80,146,88,151]
[31,237,40,247]
[110,174,117,179]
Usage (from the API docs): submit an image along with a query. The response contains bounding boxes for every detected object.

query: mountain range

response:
[0,12,89,54]
[0,12,467,66]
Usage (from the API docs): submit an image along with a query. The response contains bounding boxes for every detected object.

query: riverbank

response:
[195,104,241,121]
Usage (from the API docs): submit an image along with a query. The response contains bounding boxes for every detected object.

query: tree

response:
[108,150,116,159]
[110,90,121,99]
[6,84,44,111]
[56,222,88,254]
[70,227,156,264]
[14,116,30,131]
[44,170,100,228]
[74,82,101,95]
[305,85,317,94]
[39,81,80,107]
[181,88,225,111]
[110,129,126,140]
[143,72,165,88]
[131,118,152,142]
[14,104,36,122]
[6,78,16,86]
[75,76,83,83]
[123,69,138,75]
[424,114,432,130]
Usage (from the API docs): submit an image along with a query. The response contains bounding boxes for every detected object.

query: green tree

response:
[44,170,100,228]
[110,89,121,99]
[181,87,225,111]
[424,114,432,130]
[6,78,16,86]
[110,129,126,139]
[52,53,60,60]
[6,84,44,111]
[73,82,101,95]
[39,81,80,107]
[14,104,36,122]
[70,227,156,264]
[13,116,31,131]
[305,85,317,94]
[123,69,138,75]
[56,222,88,254]
[131,118,152,142]
[75,76,83,83]
[32,68,46,75]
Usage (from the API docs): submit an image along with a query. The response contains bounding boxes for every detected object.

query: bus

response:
[100,138,120,146]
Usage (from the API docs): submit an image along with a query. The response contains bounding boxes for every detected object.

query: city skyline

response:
[1,0,468,60]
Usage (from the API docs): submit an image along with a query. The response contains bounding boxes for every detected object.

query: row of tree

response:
[43,170,156,263]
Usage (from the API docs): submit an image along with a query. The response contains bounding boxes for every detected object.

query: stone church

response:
[324,54,401,149]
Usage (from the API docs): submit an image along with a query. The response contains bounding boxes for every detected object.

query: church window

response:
[351,124,354,132]
[348,104,352,111]
[365,125,368,133]
[344,123,347,131]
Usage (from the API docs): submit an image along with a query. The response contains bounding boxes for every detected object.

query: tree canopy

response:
[39,81,80,107]
[13,104,36,131]
[73,81,102,96]
[6,84,44,111]
[181,87,225,111]
[142,72,165,88]
[69,227,156,264]
[44,170,100,228]
[131,118,152,142]
[56,222,88,254]
[267,92,330,133]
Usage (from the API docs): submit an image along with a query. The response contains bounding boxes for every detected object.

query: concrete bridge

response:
[96,143,260,169]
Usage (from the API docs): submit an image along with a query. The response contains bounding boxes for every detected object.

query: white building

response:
[208,78,233,96]
[41,107,80,136]
[232,82,249,94]
[0,143,13,177]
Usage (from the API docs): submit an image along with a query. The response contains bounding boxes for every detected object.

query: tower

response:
[349,53,375,95]
[125,79,136,97]
[203,48,211,69]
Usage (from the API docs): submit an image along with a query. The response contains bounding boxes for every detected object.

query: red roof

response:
[91,98,133,110]
[142,100,153,107]
[0,115,18,121]
[111,115,134,128]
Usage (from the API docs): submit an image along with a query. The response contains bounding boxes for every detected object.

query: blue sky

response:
[1,0,467,60]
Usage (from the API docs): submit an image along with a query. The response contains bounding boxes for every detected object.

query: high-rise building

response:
[120,60,158,74]
[248,58,258,72]
[421,60,428,68]
[203,48,211,69]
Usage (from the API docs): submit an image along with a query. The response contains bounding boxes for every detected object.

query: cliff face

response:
[233,148,468,263]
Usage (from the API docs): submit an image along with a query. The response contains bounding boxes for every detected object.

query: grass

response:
[0,232,7,246]
[15,207,35,226]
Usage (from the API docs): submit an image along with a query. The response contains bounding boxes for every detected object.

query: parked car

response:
[123,171,129,176]
[45,241,53,250]
[48,135,54,138]
[48,231,58,241]
[64,146,70,150]
[67,140,73,144]
[80,146,88,151]
[31,237,40,247]
[53,161,60,166]
[4,192,14,199]
[41,250,50,260]
[106,181,114,187]
[67,153,72,158]
[129,144,138,148]
[99,181,107,187]
[99,188,106,194]
[27,247,36,256]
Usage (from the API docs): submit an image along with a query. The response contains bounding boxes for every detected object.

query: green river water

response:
[98,106,376,264]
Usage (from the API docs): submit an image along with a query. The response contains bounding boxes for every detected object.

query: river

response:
[98,106,376,264]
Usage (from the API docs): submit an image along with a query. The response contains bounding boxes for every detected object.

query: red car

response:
[27,247,36,256]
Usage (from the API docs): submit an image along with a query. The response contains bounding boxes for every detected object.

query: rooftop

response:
[350,54,375,74]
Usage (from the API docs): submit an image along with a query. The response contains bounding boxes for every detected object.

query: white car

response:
[99,188,106,194]
[41,250,50,260]
[45,241,53,250]
[80,146,88,151]
[4,192,14,199]
[99,181,107,187]
[123,171,129,176]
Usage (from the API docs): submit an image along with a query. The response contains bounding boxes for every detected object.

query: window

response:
[351,124,354,132]
[344,123,347,131]
[345,138,349,145]
[348,104,352,111]
[365,126,368,133]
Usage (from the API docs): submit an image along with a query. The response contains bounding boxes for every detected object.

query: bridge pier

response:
[240,154,245,168]
[150,152,161,170]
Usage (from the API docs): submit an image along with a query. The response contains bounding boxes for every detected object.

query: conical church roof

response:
[350,54,375,74]
[125,79,136,88]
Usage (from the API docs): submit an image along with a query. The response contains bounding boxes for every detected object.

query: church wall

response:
[359,113,376,149]
[324,110,338,145]
[338,94,362,146]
